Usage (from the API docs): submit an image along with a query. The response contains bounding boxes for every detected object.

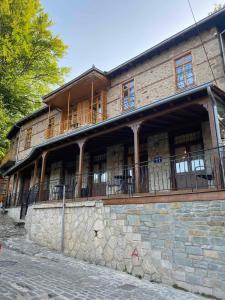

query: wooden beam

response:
[77,139,86,197]
[67,92,71,130]
[14,172,20,206]
[31,159,38,187]
[103,190,225,205]
[91,81,94,123]
[129,122,142,193]
[207,99,223,189]
[39,151,48,202]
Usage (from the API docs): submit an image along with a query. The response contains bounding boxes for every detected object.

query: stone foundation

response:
[25,199,225,299]
[6,207,21,222]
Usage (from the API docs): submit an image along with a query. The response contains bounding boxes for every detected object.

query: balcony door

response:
[173,131,208,190]
[77,99,91,125]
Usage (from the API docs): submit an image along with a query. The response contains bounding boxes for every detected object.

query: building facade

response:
[2,9,225,206]
[2,9,225,299]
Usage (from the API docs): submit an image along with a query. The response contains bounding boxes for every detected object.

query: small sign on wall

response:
[153,156,162,163]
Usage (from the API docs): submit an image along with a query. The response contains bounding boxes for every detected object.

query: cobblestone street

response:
[0,213,206,300]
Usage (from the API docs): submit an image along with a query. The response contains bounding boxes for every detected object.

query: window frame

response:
[24,127,32,150]
[174,52,194,90]
[121,79,135,112]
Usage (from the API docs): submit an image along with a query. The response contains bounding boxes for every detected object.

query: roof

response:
[107,7,225,77]
[3,82,223,176]
[6,7,225,139]
[42,66,107,101]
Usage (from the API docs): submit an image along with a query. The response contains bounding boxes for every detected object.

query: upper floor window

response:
[122,79,135,111]
[24,127,32,149]
[175,54,194,90]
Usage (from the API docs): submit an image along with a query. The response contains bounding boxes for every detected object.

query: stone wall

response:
[7,206,21,221]
[17,109,61,161]
[107,28,225,119]
[26,199,225,299]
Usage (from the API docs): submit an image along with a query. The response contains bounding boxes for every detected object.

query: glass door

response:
[174,136,208,190]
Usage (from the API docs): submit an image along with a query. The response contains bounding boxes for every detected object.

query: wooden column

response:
[67,92,71,130]
[77,140,86,197]
[91,80,94,123]
[207,100,223,189]
[32,159,39,187]
[14,172,20,206]
[130,122,142,193]
[39,151,48,201]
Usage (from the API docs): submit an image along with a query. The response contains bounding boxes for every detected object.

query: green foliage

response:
[0,0,70,160]
[208,3,225,15]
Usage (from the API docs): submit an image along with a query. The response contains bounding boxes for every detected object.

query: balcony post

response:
[32,159,39,187]
[67,91,71,130]
[77,139,86,197]
[129,122,142,193]
[206,98,223,189]
[39,151,48,201]
[14,172,20,206]
[91,80,94,123]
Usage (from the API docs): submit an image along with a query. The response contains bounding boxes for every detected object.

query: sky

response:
[41,0,224,82]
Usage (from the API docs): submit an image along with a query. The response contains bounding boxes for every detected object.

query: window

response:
[24,128,32,149]
[175,54,194,89]
[122,79,135,111]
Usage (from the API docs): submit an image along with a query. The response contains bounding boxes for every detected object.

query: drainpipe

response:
[61,185,66,253]
[207,86,225,186]
[219,30,225,73]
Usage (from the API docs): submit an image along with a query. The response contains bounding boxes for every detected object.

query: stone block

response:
[185,273,202,285]
[186,246,202,256]
[204,250,219,259]
[127,215,140,226]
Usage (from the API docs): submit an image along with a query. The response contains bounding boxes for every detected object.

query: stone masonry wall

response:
[26,199,225,299]
[107,28,225,119]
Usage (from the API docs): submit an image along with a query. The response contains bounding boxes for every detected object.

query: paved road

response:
[0,213,205,300]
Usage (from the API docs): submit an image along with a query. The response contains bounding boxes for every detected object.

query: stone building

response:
[2,9,225,299]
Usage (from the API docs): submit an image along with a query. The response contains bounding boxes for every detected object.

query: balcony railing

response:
[6,146,223,216]
[45,109,105,139]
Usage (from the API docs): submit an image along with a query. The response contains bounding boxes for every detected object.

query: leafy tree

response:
[0,0,70,160]
[208,3,225,15]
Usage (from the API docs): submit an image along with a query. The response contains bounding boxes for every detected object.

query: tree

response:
[208,3,225,15]
[0,0,70,160]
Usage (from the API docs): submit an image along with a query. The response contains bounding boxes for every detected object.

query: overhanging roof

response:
[4,82,224,176]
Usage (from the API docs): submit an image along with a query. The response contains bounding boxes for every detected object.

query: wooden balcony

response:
[45,109,105,139]
[43,67,109,140]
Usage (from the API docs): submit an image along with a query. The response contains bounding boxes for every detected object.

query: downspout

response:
[207,86,225,186]
[219,30,225,73]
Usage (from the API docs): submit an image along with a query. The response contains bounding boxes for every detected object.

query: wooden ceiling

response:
[45,71,109,109]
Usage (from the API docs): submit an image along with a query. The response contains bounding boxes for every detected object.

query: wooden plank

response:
[103,189,225,205]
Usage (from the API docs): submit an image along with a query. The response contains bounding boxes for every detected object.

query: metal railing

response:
[3,146,225,216]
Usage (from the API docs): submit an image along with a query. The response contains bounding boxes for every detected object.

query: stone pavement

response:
[0,213,206,300]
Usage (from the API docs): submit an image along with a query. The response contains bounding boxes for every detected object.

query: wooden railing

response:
[45,109,105,139]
